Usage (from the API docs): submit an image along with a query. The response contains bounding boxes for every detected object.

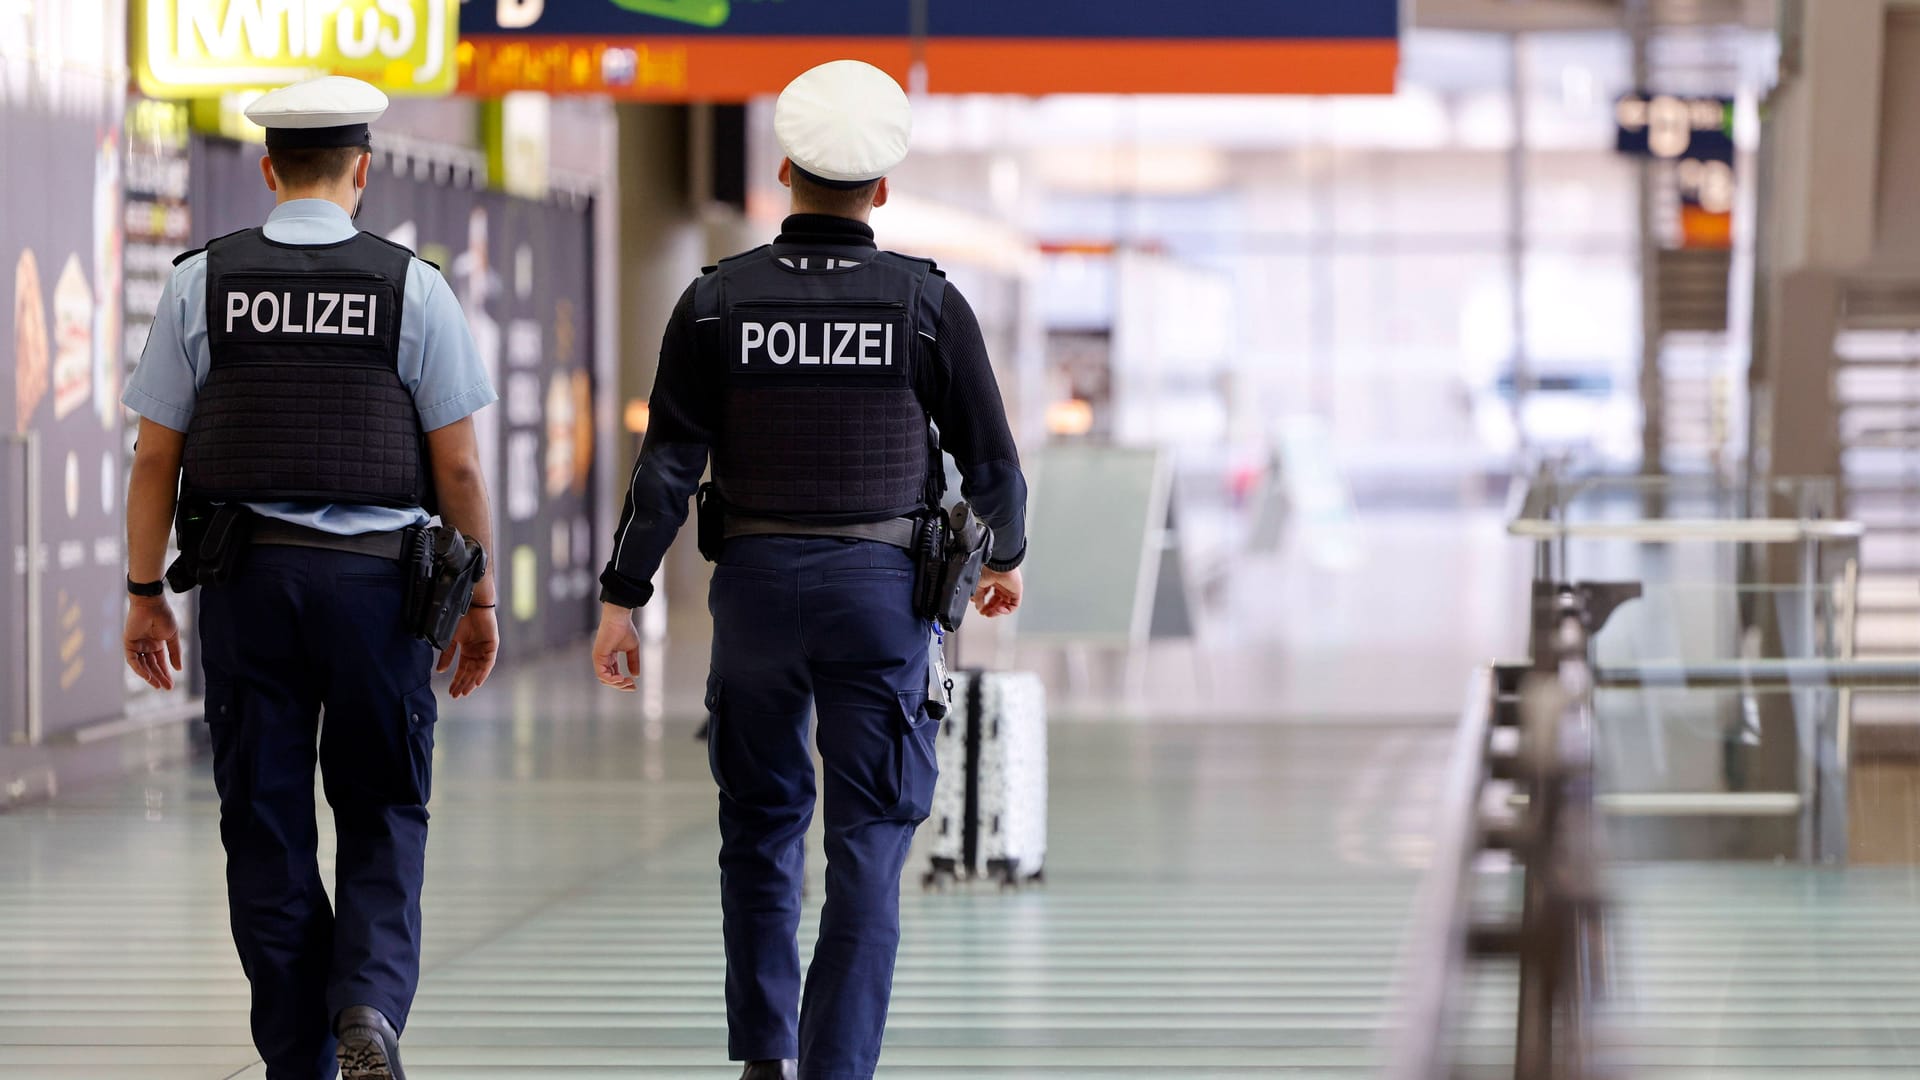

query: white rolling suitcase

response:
[925,670,1047,888]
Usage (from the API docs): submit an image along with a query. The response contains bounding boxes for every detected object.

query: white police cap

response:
[245,76,389,150]
[775,60,911,188]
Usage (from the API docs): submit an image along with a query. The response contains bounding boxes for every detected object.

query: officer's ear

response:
[777,158,794,189]
[871,177,889,210]
[354,151,372,191]
[259,155,279,193]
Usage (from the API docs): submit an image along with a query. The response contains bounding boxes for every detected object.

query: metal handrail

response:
[1509,518,1865,542]
[1596,791,1802,817]
[1594,658,1920,690]
[1510,468,1862,578]
[1513,790,1807,817]
[1512,587,1612,1078]
[1388,583,1625,1080]
[1512,470,1845,514]
[1383,668,1497,1080]
[1835,555,1861,842]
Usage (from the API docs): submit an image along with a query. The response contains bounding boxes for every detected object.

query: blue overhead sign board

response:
[1616,92,1735,163]
[1616,92,1737,242]
[458,0,1401,99]
[462,1,1398,39]
[466,0,908,35]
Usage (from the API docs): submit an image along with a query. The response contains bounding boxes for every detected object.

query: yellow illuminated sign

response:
[134,0,458,98]
[187,92,269,143]
[129,99,193,149]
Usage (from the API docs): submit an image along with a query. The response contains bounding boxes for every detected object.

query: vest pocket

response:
[891,689,939,822]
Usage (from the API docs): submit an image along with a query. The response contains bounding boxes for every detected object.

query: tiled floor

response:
[11,507,1920,1077]
[1447,864,1920,1079]
[0,651,1454,1079]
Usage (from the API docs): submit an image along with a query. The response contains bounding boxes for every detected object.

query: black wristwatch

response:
[127,576,165,598]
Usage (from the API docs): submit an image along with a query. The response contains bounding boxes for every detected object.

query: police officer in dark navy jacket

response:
[593,60,1028,1080]
[121,76,499,1080]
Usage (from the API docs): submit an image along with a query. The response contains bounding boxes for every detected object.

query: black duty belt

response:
[724,515,917,550]
[252,518,410,560]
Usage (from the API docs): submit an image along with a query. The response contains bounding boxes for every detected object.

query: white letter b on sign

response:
[497,0,544,30]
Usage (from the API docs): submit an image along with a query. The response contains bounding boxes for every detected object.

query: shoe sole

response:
[337,1027,397,1080]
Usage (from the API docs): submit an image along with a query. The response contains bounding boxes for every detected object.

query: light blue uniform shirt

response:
[124,199,496,536]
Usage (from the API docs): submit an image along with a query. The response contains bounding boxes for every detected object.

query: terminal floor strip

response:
[0,655,1442,1079]
[12,654,1911,1077]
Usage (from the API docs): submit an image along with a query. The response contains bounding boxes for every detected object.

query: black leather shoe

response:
[740,1062,798,1080]
[335,1005,407,1080]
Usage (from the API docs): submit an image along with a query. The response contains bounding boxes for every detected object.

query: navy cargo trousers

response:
[198,544,437,1079]
[706,536,939,1080]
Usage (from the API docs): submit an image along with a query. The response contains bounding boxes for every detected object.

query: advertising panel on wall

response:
[133,0,460,97]
[189,140,599,657]
[1,441,24,743]
[457,0,1399,99]
[0,0,132,740]
[123,97,196,706]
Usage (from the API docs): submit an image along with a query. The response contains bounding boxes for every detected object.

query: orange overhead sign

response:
[458,37,917,101]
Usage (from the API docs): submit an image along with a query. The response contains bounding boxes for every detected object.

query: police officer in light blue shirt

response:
[121,76,500,1080]
[125,182,495,536]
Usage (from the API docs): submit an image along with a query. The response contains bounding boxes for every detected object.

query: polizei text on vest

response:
[739,320,896,367]
[226,290,382,336]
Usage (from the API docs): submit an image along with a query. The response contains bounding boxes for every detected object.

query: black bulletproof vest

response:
[694,243,946,522]
[182,228,428,510]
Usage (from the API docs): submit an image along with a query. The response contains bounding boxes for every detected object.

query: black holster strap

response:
[724,515,917,551]
[252,518,409,561]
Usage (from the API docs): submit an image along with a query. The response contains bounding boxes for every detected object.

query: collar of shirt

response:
[777,213,876,250]
[263,199,358,246]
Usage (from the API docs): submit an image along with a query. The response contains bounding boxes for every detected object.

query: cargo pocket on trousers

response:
[891,689,940,823]
[705,674,731,797]
[202,682,243,805]
[403,683,438,805]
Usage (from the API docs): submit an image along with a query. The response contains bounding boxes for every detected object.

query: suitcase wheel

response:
[921,859,960,892]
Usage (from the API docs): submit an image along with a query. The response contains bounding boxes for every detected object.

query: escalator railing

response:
[1394,468,1920,1077]
[1388,582,1630,1080]
[1508,468,1896,864]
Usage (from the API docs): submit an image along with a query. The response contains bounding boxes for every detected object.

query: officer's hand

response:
[593,604,642,692]
[124,596,183,691]
[973,567,1022,619]
[438,607,498,699]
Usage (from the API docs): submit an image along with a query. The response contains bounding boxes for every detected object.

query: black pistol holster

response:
[695,482,725,562]
[914,503,992,633]
[404,525,486,651]
[170,502,484,651]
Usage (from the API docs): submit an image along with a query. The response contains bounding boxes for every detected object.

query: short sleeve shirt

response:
[123,199,496,536]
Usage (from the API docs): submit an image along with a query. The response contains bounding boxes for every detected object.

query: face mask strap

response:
[352,149,370,221]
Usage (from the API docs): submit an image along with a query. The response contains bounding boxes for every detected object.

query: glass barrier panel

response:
[1518,473,1844,526]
